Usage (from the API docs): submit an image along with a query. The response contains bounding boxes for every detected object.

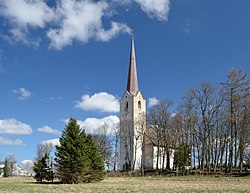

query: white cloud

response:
[135,0,170,21]
[41,138,60,148]
[78,115,119,134]
[9,28,41,47]
[37,126,61,136]
[0,0,131,49]
[0,118,32,135]
[22,160,33,165]
[76,92,119,113]
[96,22,131,42]
[0,0,170,49]
[0,0,55,47]
[0,137,24,146]
[22,159,33,165]
[13,88,32,100]
[148,97,160,107]
[47,0,130,50]
[0,0,55,28]
[21,160,34,170]
[64,115,119,134]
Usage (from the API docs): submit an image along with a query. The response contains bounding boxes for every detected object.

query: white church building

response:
[119,36,174,171]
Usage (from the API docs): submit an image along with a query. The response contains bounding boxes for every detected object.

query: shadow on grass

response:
[26,181,63,185]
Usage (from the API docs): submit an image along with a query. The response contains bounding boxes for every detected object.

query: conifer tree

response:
[3,158,8,178]
[55,118,104,184]
[33,154,52,183]
[85,134,105,182]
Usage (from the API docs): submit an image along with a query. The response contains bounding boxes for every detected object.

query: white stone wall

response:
[120,91,146,170]
[144,143,153,169]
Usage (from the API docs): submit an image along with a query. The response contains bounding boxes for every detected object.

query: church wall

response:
[132,91,146,170]
[120,92,134,170]
[144,143,153,170]
[119,91,146,170]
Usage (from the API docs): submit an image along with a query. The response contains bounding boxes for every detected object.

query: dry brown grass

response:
[0,175,250,193]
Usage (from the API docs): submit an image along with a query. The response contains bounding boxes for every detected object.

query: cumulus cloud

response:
[0,118,32,134]
[37,126,61,136]
[148,97,160,107]
[47,0,131,50]
[0,0,169,49]
[41,138,60,148]
[64,115,119,134]
[13,88,32,100]
[78,115,119,134]
[96,22,131,42]
[0,0,55,28]
[76,92,119,113]
[0,0,55,46]
[0,136,24,146]
[0,0,131,49]
[135,0,170,21]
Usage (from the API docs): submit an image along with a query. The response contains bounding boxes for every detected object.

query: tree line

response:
[147,69,249,174]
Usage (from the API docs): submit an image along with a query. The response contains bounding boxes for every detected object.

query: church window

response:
[138,101,141,109]
[125,102,129,111]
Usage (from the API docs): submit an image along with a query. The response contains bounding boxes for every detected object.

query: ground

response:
[0,176,250,193]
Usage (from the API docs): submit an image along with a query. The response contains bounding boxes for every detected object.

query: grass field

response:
[0,175,250,193]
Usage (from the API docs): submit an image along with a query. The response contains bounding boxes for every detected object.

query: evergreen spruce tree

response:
[55,118,104,184]
[174,143,191,173]
[85,134,105,182]
[33,154,51,183]
[3,158,8,178]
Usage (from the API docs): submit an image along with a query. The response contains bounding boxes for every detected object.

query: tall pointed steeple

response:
[126,34,139,96]
[120,33,146,170]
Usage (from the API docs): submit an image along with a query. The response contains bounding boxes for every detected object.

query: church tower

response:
[120,35,146,170]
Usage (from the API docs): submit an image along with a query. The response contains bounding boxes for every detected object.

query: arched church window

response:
[138,101,141,109]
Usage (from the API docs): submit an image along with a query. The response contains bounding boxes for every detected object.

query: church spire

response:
[126,33,139,96]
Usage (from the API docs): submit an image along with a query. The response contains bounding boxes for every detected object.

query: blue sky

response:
[0,0,249,166]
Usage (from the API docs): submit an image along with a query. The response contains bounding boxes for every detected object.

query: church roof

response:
[145,126,164,146]
[126,34,139,96]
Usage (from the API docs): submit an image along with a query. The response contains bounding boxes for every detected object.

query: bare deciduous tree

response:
[93,123,113,170]
[222,69,250,173]
[111,123,120,171]
[35,142,54,161]
[147,99,173,170]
